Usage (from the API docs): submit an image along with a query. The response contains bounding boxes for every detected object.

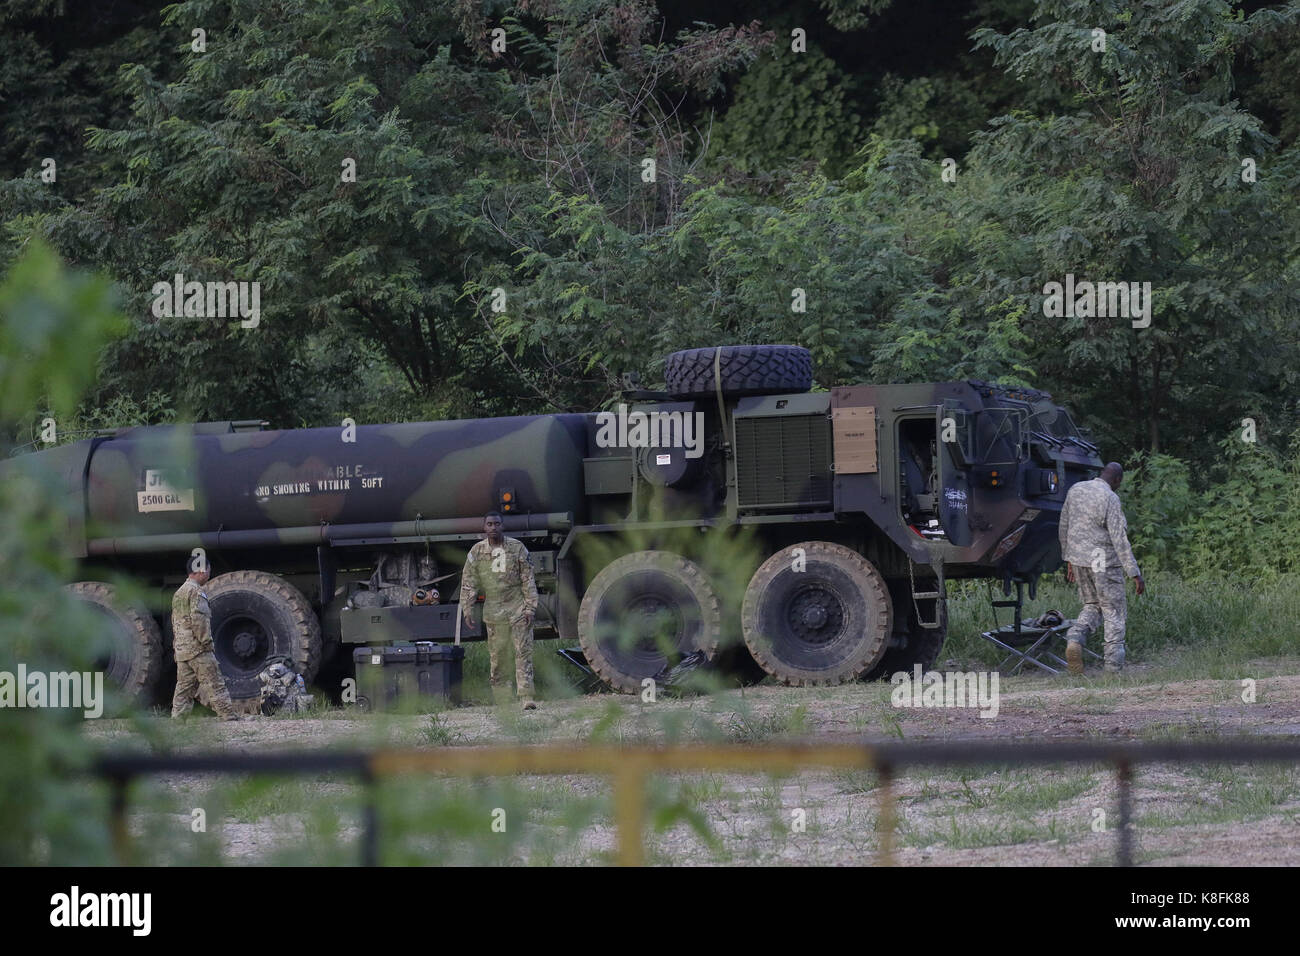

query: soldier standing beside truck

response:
[170,563,242,720]
[1059,461,1145,675]
[460,512,540,710]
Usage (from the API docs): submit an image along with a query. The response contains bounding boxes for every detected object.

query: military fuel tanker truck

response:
[3,345,1102,706]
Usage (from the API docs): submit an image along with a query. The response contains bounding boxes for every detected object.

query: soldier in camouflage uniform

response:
[1059,462,1145,675]
[460,512,539,709]
[171,565,241,719]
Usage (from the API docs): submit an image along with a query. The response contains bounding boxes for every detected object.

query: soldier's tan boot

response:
[1065,641,1084,676]
[521,699,537,711]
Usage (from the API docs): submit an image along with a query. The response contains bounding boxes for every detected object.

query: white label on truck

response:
[137,469,195,513]
[656,454,671,466]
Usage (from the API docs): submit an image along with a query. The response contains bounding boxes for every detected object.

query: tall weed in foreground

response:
[0,243,127,864]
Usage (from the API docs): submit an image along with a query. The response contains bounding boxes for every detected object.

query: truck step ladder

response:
[909,558,946,629]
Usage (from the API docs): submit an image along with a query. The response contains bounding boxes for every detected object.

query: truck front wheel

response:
[577,551,722,694]
[204,571,321,704]
[741,542,892,685]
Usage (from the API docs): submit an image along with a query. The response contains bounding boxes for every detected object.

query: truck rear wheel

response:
[741,542,892,685]
[577,551,722,694]
[205,571,321,703]
[65,582,162,702]
[663,345,812,398]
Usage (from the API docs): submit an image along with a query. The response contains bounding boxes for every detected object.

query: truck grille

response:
[735,414,832,510]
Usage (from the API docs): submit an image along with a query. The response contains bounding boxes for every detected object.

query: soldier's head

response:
[484,511,504,544]
[186,559,210,585]
[1100,462,1124,491]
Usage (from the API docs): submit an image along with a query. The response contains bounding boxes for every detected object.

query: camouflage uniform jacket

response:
[460,536,538,620]
[171,578,213,662]
[1059,478,1141,578]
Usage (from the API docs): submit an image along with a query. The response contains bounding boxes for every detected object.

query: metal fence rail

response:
[92,739,1300,866]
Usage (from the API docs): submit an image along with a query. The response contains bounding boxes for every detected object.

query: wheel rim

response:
[215,614,271,678]
[785,582,846,646]
[595,570,695,669]
[759,569,857,663]
[744,544,891,681]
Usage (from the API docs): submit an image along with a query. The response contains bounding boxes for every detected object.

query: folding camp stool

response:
[979,578,1103,675]
[982,619,1103,675]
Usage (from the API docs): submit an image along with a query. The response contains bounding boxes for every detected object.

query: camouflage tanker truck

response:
[3,345,1102,705]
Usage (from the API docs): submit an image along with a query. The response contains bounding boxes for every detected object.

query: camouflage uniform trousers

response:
[483,602,534,702]
[1065,565,1128,672]
[172,650,238,718]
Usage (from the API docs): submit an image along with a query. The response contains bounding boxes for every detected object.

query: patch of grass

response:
[725,703,809,742]
[834,769,879,795]
[1075,692,1117,714]
[944,574,1300,675]
[677,774,728,804]
[1135,764,1300,829]
[998,772,1099,813]
[904,812,1046,850]
[219,775,349,824]
[419,710,463,747]
[492,707,562,744]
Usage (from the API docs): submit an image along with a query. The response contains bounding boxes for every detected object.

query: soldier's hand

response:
[523,611,534,627]
[463,611,475,630]
[1134,574,1145,596]
[1066,563,1075,583]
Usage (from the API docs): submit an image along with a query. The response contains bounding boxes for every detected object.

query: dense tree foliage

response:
[3,0,1298,477]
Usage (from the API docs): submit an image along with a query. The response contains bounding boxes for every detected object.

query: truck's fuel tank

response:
[83,415,590,538]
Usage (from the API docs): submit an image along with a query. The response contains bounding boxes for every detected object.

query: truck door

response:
[936,402,974,547]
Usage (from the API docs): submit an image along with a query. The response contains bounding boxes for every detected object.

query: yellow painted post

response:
[614,760,647,867]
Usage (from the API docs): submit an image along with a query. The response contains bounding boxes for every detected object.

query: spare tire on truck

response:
[204,571,321,709]
[664,345,813,398]
[65,581,163,702]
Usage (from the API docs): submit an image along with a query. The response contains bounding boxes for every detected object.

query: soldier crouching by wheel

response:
[170,559,244,720]
[460,512,539,710]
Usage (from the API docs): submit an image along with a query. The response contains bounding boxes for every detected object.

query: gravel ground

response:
[86,660,1300,865]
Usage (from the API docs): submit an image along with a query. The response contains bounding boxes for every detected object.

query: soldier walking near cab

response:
[461,512,539,710]
[1059,461,1145,675]
[171,563,241,720]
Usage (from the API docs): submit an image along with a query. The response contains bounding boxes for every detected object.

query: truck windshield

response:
[968,408,1025,465]
[1027,405,1080,439]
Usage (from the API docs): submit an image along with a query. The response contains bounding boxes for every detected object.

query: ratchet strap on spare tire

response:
[713,347,730,453]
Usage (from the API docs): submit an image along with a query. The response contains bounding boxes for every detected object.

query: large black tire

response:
[578,551,722,694]
[66,582,162,702]
[741,542,892,686]
[204,571,321,703]
[663,345,812,398]
[863,580,948,681]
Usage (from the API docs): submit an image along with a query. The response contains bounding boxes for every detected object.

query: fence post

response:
[360,765,379,867]
[876,763,896,867]
[1116,760,1133,867]
[108,774,132,865]
[614,761,647,867]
